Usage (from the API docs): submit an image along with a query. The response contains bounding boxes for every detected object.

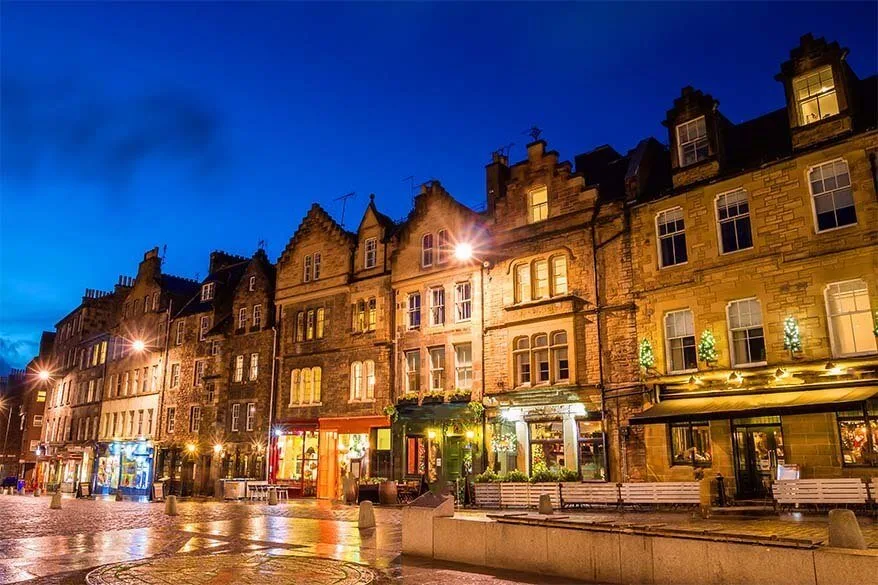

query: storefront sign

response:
[153,482,164,501]
[79,482,91,497]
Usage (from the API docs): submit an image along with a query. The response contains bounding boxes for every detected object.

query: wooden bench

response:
[619,482,700,507]
[560,482,621,508]
[773,478,868,508]
[870,479,878,504]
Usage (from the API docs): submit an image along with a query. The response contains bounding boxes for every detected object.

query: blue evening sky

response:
[1,2,876,371]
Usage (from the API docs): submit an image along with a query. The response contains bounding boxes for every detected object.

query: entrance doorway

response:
[732,417,784,499]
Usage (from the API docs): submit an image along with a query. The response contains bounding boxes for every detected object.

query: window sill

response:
[667,368,698,376]
[731,361,767,369]
[659,261,688,270]
[348,399,376,404]
[814,222,858,236]
[831,350,878,359]
[287,402,322,408]
[719,245,754,257]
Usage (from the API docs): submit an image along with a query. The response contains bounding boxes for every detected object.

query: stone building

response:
[628,35,878,499]
[481,138,661,482]
[16,335,55,487]
[273,200,394,498]
[389,181,486,486]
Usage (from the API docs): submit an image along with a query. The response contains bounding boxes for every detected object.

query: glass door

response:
[732,419,784,499]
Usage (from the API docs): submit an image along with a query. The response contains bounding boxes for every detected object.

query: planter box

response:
[500,482,530,508]
[528,483,561,509]
[473,483,501,508]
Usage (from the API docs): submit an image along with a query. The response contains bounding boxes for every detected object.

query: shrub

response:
[474,469,498,483]
[504,470,529,483]
[557,468,582,482]
[529,462,559,484]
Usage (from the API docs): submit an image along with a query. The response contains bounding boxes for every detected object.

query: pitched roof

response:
[173,258,248,319]
[277,203,356,267]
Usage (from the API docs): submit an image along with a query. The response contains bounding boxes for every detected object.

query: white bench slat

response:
[773,479,867,505]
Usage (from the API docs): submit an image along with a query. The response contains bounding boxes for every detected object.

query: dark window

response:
[669,421,712,467]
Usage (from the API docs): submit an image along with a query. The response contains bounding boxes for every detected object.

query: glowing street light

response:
[132,339,146,353]
[213,443,223,454]
[186,443,197,454]
[38,370,51,381]
[454,242,474,261]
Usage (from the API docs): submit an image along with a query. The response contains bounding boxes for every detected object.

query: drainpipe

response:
[479,261,487,474]
[266,324,278,481]
[153,298,173,492]
[589,203,610,482]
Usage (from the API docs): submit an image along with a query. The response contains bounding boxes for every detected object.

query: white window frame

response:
[532,259,548,300]
[194,360,206,387]
[656,207,688,269]
[551,255,568,296]
[429,287,445,326]
[528,185,548,224]
[166,407,176,434]
[231,404,240,432]
[726,298,767,367]
[676,116,709,167]
[455,281,472,322]
[238,307,248,330]
[421,233,434,267]
[303,254,313,282]
[825,279,877,358]
[715,188,753,255]
[201,282,215,301]
[175,321,185,345]
[252,304,262,328]
[807,158,857,234]
[428,346,445,391]
[364,237,377,268]
[664,309,698,374]
[407,292,421,329]
[454,343,473,390]
[199,315,211,341]
[249,276,256,291]
[312,252,321,280]
[234,355,244,382]
[246,403,255,431]
[793,65,839,126]
[350,362,365,402]
[190,406,201,433]
[170,364,180,388]
[249,353,259,381]
[405,350,420,395]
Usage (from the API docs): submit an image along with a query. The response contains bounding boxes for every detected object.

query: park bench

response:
[560,482,621,508]
[772,478,868,510]
[619,482,700,508]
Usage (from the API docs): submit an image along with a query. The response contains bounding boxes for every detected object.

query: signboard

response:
[79,482,91,498]
[153,482,164,501]
[776,464,800,480]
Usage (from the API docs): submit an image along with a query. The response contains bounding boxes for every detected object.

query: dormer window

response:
[528,186,548,223]
[676,117,709,167]
[421,234,434,267]
[201,282,215,301]
[364,238,377,269]
[248,276,256,291]
[794,66,839,125]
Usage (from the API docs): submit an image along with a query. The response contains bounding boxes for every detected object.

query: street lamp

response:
[131,339,146,353]
[454,242,474,261]
[38,370,51,382]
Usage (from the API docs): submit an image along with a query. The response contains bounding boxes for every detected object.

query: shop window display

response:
[669,421,712,467]
[529,421,565,470]
[837,401,878,466]
[276,430,319,495]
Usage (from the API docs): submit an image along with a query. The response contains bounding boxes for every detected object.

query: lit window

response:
[367,299,376,331]
[528,186,548,223]
[794,66,839,125]
[669,421,712,467]
[231,404,240,432]
[422,234,434,267]
[513,337,530,386]
[408,293,421,329]
[170,364,180,388]
[238,307,248,330]
[166,407,176,434]
[296,312,304,342]
[826,280,877,357]
[429,347,445,391]
[365,360,375,399]
[664,310,697,373]
[454,343,473,390]
[364,237,377,269]
[303,255,313,282]
[313,252,321,280]
[306,309,315,340]
[249,276,256,291]
[657,208,688,268]
[289,370,299,406]
[249,353,259,381]
[289,367,322,406]
[551,256,567,296]
[455,282,472,322]
[194,360,206,387]
[515,264,530,303]
[727,299,766,366]
[234,355,244,382]
[201,282,215,301]
[175,321,184,345]
[836,402,878,466]
[532,259,548,299]
[405,350,420,395]
[246,403,256,431]
[551,331,569,381]
[430,287,445,326]
[351,361,364,401]
[809,159,856,232]
[253,304,262,328]
[676,116,709,167]
[533,334,549,383]
[355,300,366,332]
[316,307,325,338]
[200,315,211,340]
[717,189,753,254]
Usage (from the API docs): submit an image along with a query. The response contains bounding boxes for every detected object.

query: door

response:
[733,424,784,499]
[444,436,463,482]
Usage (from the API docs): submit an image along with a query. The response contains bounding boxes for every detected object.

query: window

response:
[355,300,366,332]
[657,208,688,267]
[249,353,259,380]
[100,341,107,364]
[429,287,445,326]
[170,364,180,388]
[551,256,567,296]
[132,369,140,395]
[231,404,240,432]
[532,259,548,299]
[313,252,321,279]
[249,276,256,291]
[826,280,877,357]
[211,340,220,356]
[529,421,564,470]
[836,401,878,466]
[727,299,766,366]
[190,406,201,432]
[153,292,160,311]
[364,360,375,399]
[716,189,753,254]
[367,299,376,331]
[200,315,211,340]
[201,282,215,301]
[175,321,184,345]
[296,312,304,341]
[514,337,530,386]
[147,409,154,435]
[665,310,697,373]
[454,343,473,390]
[551,331,569,381]
[234,355,244,382]
[351,361,364,401]
[406,436,427,476]
[316,308,325,338]
[809,159,856,231]
[514,264,530,303]
[206,382,215,403]
[533,334,549,384]
[306,310,315,340]
[421,233,434,267]
[246,403,256,431]
[405,350,420,395]
[253,304,262,328]
[794,65,839,125]
[289,367,322,406]
[428,347,445,391]
[303,255,313,282]
[528,186,548,223]
[133,299,139,315]
[676,116,709,167]
[455,282,472,322]
[151,365,158,391]
[238,307,248,330]
[166,408,176,434]
[364,237,377,268]
[187,360,203,387]
[407,293,421,329]
[33,415,43,427]
[669,421,712,467]
[437,229,449,264]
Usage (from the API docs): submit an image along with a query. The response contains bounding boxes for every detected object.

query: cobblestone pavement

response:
[2,494,876,585]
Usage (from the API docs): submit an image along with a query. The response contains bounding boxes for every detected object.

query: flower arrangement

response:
[490,431,519,454]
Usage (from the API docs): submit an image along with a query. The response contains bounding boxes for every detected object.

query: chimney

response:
[137,247,161,280]
[486,151,510,216]
[527,140,546,162]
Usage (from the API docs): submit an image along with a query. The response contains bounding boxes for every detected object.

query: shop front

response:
[270,422,319,497]
[392,402,484,486]
[316,415,391,500]
[485,400,607,480]
[94,441,154,498]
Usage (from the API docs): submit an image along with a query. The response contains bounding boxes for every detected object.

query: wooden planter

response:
[378,480,397,505]
[528,483,561,509]
[473,483,501,507]
[499,482,530,508]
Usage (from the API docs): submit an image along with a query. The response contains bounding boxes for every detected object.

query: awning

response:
[630,386,878,424]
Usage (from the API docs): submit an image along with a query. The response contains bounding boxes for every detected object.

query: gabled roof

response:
[277,203,356,267]
[358,194,399,241]
[393,180,483,243]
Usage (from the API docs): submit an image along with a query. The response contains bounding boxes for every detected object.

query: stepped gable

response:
[277,203,356,267]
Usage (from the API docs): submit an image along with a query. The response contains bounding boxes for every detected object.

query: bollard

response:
[828,508,867,549]
[50,491,62,510]
[115,490,124,502]
[538,493,553,515]
[268,488,278,506]
[164,494,178,516]
[34,487,42,497]
[358,500,376,529]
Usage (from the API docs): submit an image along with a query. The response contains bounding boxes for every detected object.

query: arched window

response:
[513,337,530,386]
[550,331,569,381]
[295,312,304,342]
[533,334,549,384]
[365,360,375,399]
[351,361,364,401]
[422,233,434,267]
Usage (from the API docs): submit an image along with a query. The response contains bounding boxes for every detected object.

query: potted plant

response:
[499,470,530,508]
[449,389,471,402]
[473,469,500,507]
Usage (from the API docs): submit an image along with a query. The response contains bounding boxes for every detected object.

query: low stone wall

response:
[408,515,878,585]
